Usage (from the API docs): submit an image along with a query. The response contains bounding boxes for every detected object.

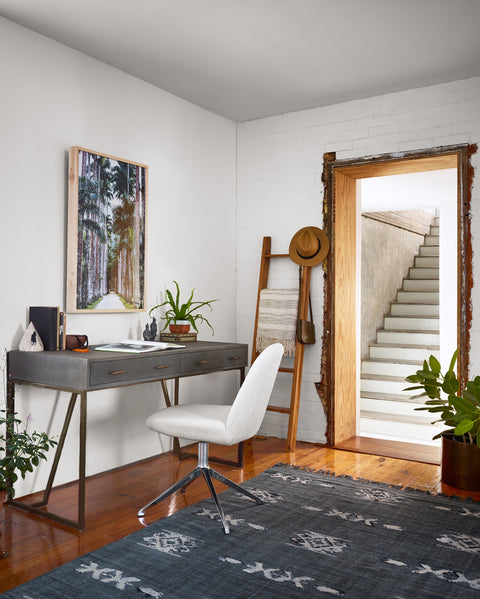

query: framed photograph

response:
[67,147,148,313]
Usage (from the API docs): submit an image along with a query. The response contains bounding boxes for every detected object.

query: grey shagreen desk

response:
[7,341,248,529]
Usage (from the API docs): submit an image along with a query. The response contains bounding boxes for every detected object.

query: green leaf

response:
[442,378,459,395]
[417,371,438,380]
[450,395,477,414]
[454,419,474,435]
[429,355,441,374]
[448,349,458,374]
[463,390,480,407]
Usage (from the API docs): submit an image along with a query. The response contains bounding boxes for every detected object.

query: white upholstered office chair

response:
[138,342,283,534]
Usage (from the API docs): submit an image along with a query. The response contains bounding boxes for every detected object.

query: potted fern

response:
[405,350,480,490]
[1,409,57,505]
[149,281,217,335]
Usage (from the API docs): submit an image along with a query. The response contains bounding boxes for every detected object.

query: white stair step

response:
[360,396,431,418]
[414,256,439,267]
[359,416,443,443]
[369,344,439,361]
[360,377,416,396]
[377,330,439,345]
[403,279,439,291]
[424,236,439,246]
[409,267,439,279]
[361,360,422,378]
[384,316,439,331]
[390,303,438,317]
[419,245,439,257]
[397,290,439,304]
[430,225,439,236]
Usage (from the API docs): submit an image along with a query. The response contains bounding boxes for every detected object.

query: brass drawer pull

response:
[155,364,171,370]
[109,370,127,375]
[229,356,241,361]
[197,360,209,365]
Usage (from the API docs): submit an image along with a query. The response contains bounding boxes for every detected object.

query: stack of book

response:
[159,331,197,343]
[28,306,66,351]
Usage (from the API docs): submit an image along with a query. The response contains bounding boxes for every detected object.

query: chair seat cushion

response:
[146,404,236,445]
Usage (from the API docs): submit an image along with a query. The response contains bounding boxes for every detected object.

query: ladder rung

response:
[267,405,290,414]
[265,253,290,258]
[279,367,294,373]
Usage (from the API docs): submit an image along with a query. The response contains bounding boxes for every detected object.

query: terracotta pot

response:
[441,434,480,491]
[169,321,190,334]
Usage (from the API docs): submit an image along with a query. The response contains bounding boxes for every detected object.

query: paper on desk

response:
[94,340,185,353]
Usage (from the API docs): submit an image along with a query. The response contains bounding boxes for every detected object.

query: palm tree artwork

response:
[75,149,146,310]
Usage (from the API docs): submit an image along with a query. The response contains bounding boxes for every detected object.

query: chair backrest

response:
[225,343,283,444]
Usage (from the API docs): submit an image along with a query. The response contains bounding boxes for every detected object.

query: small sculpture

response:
[19,322,44,351]
[142,317,158,342]
[150,317,157,340]
[143,324,151,341]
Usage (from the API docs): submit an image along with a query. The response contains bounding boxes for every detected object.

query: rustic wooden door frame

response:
[319,144,476,446]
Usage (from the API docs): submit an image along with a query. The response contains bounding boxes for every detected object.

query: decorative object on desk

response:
[28,306,60,351]
[142,317,157,341]
[149,280,217,336]
[0,410,57,500]
[4,464,480,598]
[19,322,44,352]
[169,319,190,334]
[255,288,298,356]
[159,331,197,343]
[66,146,148,314]
[405,349,480,490]
[288,225,330,267]
[65,335,89,351]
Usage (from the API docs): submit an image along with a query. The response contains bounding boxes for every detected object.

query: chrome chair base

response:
[138,442,263,534]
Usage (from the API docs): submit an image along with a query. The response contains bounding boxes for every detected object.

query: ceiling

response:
[1,0,480,122]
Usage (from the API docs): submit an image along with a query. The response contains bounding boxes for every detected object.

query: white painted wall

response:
[0,18,237,496]
[237,78,480,443]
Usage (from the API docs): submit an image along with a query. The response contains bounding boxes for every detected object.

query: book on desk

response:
[94,339,185,353]
[29,306,66,350]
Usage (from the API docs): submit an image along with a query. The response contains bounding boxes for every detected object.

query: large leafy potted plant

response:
[405,350,480,490]
[1,409,57,505]
[149,281,217,335]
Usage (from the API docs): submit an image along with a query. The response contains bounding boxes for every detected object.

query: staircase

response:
[360,217,443,444]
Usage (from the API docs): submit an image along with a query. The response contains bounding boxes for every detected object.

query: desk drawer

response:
[182,347,247,375]
[89,355,181,386]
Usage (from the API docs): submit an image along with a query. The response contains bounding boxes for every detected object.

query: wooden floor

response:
[1,437,479,593]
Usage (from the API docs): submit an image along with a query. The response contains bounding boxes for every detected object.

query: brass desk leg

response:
[160,370,245,469]
[7,389,87,531]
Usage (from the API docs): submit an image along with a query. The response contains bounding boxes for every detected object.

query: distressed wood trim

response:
[318,144,477,446]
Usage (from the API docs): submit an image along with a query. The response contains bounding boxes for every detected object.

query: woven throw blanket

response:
[256,288,299,356]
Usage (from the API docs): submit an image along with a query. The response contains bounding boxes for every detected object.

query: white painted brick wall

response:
[236,76,480,443]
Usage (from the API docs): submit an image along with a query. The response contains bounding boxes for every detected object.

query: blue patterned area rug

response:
[2,464,480,598]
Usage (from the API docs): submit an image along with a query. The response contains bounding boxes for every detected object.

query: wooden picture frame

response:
[67,147,148,313]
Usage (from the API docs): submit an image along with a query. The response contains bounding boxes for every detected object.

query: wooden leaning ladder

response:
[251,236,312,452]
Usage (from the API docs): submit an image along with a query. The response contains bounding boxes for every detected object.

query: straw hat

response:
[289,226,329,267]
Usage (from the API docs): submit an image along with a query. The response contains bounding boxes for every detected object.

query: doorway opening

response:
[359,170,457,447]
[319,145,476,463]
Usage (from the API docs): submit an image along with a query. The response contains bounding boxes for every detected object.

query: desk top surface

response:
[9,340,248,391]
